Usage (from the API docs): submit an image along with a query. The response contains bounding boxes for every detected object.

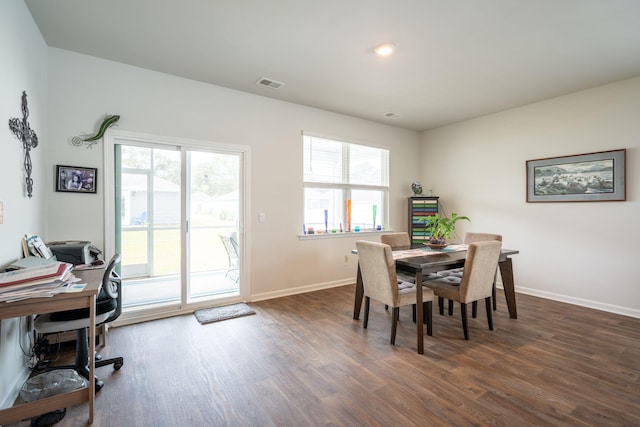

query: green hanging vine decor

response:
[72,114,120,148]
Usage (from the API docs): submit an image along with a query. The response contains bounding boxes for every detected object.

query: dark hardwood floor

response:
[11,285,640,426]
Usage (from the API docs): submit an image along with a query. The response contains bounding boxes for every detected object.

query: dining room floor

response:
[10,284,640,426]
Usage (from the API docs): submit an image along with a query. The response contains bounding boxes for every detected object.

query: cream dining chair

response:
[355,240,434,345]
[380,232,427,322]
[380,232,414,283]
[381,232,451,321]
[436,232,502,317]
[423,240,502,340]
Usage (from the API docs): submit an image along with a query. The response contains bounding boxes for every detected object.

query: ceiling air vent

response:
[256,77,286,89]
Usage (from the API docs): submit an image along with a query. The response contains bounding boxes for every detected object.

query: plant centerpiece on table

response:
[424,213,470,248]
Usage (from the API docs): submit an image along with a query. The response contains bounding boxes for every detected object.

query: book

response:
[23,234,54,259]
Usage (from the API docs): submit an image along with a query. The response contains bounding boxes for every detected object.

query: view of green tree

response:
[121,145,151,169]
[121,146,239,198]
[153,151,180,185]
[192,154,239,197]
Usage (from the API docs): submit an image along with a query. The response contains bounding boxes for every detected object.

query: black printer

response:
[47,241,101,265]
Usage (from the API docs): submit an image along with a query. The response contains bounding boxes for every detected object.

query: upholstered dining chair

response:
[436,232,502,316]
[379,232,411,250]
[380,232,415,282]
[465,233,502,313]
[380,232,447,320]
[423,240,502,340]
[355,240,434,345]
[379,232,416,318]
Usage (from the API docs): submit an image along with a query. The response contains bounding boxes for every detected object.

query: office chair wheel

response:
[114,361,123,370]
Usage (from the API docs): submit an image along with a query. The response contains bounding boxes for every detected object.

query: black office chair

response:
[34,254,124,391]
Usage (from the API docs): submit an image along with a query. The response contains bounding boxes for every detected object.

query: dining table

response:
[352,244,519,354]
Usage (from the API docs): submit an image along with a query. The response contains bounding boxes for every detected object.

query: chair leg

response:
[472,301,478,318]
[424,301,433,336]
[390,307,400,345]
[460,303,469,340]
[485,297,494,331]
[438,297,444,315]
[448,299,454,316]
[412,304,416,323]
[492,282,497,311]
[363,297,370,329]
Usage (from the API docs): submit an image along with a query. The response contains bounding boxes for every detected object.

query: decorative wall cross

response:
[9,91,39,198]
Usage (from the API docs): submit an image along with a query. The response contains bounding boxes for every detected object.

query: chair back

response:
[230,231,240,255]
[355,241,399,306]
[463,232,502,244]
[458,241,502,303]
[380,232,411,250]
[220,234,239,268]
[102,254,122,322]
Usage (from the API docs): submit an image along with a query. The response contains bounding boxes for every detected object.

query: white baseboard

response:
[498,284,640,319]
[250,278,640,320]
[251,278,355,302]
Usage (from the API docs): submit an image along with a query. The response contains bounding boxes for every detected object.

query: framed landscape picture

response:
[526,149,626,202]
[56,165,97,194]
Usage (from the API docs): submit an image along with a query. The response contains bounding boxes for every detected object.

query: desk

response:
[352,247,519,354]
[0,268,102,425]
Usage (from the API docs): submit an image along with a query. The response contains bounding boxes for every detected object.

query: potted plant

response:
[424,213,470,248]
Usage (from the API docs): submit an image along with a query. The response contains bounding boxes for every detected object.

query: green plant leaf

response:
[424,212,470,241]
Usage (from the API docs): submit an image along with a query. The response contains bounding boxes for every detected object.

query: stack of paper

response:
[9,256,59,270]
[0,261,77,303]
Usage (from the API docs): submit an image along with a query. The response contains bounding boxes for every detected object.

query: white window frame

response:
[303,133,389,236]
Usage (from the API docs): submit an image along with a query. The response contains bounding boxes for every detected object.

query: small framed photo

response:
[526,149,625,202]
[56,165,97,194]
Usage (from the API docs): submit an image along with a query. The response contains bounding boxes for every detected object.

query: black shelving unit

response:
[408,196,439,245]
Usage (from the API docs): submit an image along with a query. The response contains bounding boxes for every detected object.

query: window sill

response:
[298,230,392,240]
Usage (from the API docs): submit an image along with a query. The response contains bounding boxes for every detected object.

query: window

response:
[303,134,389,233]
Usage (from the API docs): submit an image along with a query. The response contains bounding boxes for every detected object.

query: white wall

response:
[45,48,422,300]
[420,76,640,317]
[5,0,638,410]
[0,0,48,410]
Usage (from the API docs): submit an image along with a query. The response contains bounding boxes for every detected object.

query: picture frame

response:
[526,149,625,202]
[56,165,97,194]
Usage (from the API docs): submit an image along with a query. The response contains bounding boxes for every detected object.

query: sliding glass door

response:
[185,150,241,302]
[112,138,244,315]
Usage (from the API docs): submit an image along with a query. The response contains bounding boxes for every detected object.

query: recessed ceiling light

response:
[374,43,395,56]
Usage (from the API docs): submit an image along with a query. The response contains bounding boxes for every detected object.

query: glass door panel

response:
[187,151,240,302]
[119,146,182,308]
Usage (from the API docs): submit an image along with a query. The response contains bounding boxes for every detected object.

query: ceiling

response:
[24,0,640,132]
